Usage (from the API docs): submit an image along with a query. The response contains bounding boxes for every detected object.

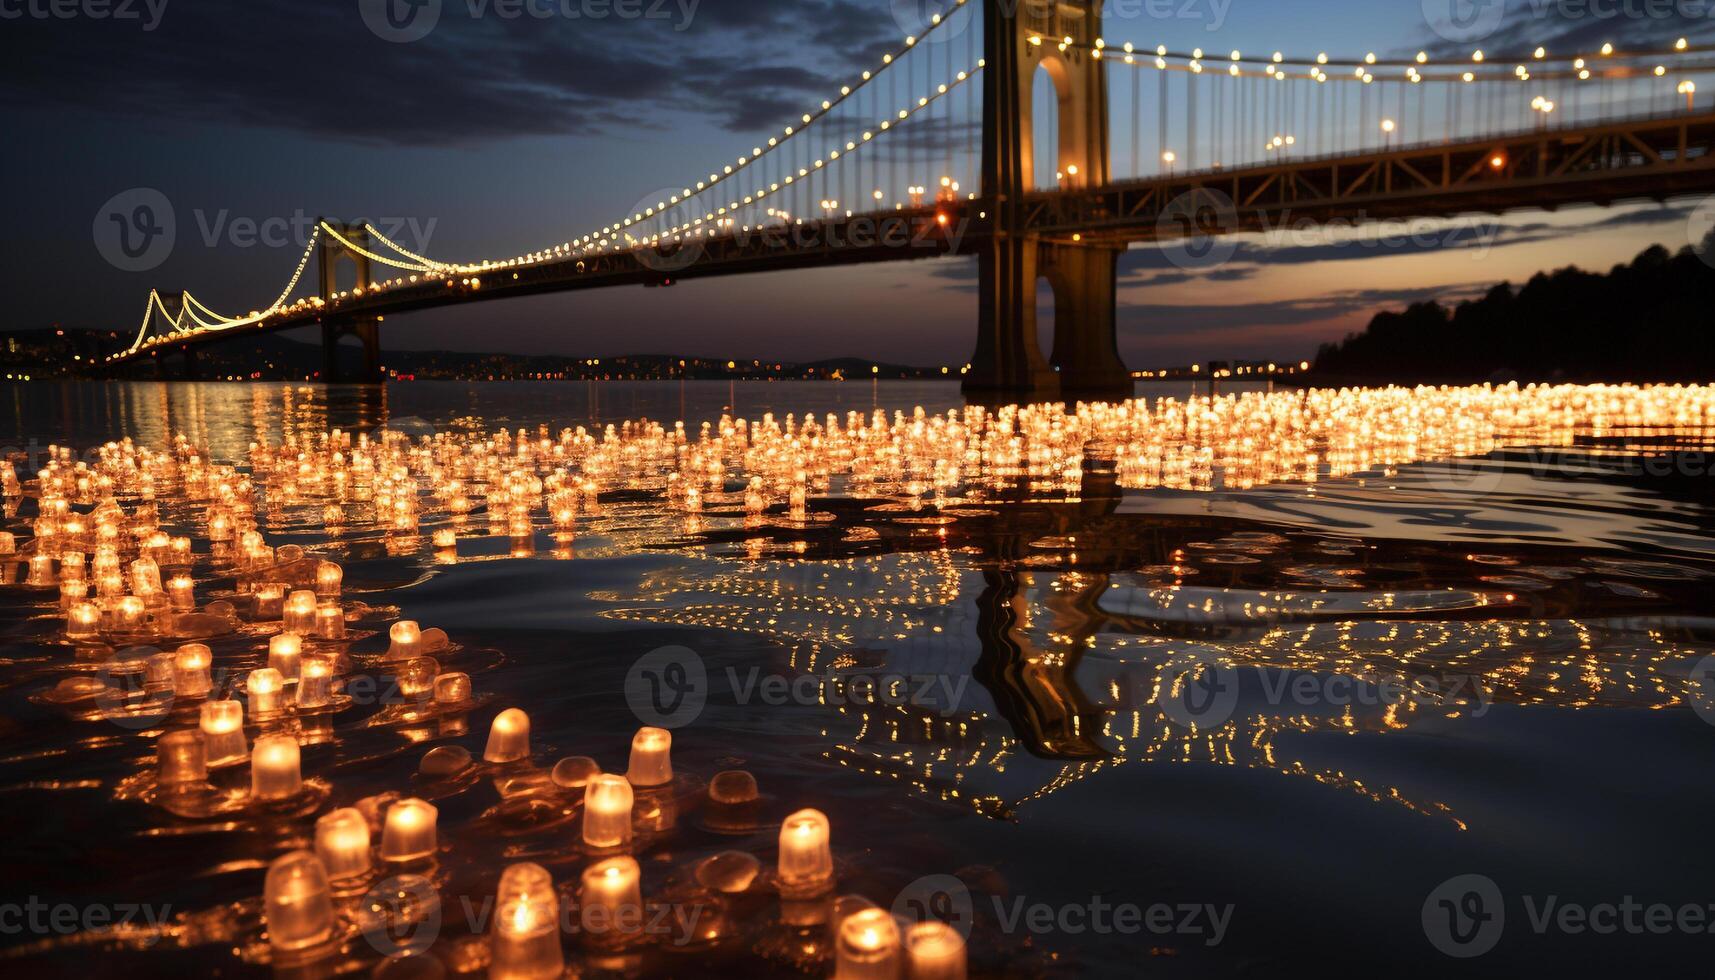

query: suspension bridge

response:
[102,0,1715,397]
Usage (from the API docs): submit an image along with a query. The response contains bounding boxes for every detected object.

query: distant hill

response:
[1312,232,1715,384]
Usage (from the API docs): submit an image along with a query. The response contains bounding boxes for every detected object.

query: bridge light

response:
[1157,44,1167,56]
[1231,49,1241,60]
[1028,35,1042,46]
[1677,37,1689,50]
[1380,118,1395,133]
[1534,46,1546,59]
[1463,71,1476,82]
[1654,65,1666,76]
[1490,153,1507,170]
[1364,52,1375,64]
[1579,68,1591,80]
[1472,50,1484,62]
[1600,42,1613,55]
[1416,51,1427,64]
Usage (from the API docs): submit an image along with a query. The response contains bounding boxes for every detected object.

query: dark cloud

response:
[0,0,900,145]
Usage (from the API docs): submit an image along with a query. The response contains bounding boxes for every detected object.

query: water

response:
[2,379,1714,977]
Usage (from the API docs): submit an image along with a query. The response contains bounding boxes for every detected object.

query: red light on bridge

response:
[1489,153,1507,170]
[936,213,949,226]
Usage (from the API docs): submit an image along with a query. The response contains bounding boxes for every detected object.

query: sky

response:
[1,0,1711,368]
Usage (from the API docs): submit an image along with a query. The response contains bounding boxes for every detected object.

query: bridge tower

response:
[318,221,383,384]
[152,291,201,380]
[966,0,1129,401]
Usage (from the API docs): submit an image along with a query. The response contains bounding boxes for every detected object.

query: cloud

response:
[0,0,899,146]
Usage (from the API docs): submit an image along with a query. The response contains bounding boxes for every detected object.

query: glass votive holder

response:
[65,601,101,640]
[156,729,207,788]
[577,856,643,944]
[905,920,967,980]
[167,574,195,612]
[254,584,285,620]
[490,862,564,980]
[144,650,177,694]
[114,595,148,633]
[625,727,673,788]
[169,537,192,566]
[173,643,213,698]
[59,578,88,611]
[433,672,471,706]
[314,560,343,598]
[297,658,333,709]
[314,807,373,882]
[247,667,286,715]
[386,620,421,660]
[283,590,317,633]
[251,733,303,801]
[130,557,162,596]
[200,699,248,766]
[397,657,438,702]
[709,770,759,805]
[265,850,336,955]
[268,633,303,682]
[314,603,345,640]
[836,908,901,980]
[778,809,834,898]
[26,553,56,587]
[582,774,633,849]
[484,708,531,763]
[380,798,438,863]
[551,757,600,791]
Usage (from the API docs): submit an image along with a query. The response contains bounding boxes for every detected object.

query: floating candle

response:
[578,856,643,941]
[314,602,345,640]
[433,672,471,706]
[114,594,147,633]
[297,657,333,709]
[65,601,100,640]
[251,734,303,801]
[26,553,55,587]
[778,808,834,897]
[283,590,318,633]
[166,574,194,612]
[484,708,531,763]
[173,643,214,698]
[905,921,967,980]
[490,863,564,980]
[200,699,248,765]
[264,850,336,954]
[254,583,285,619]
[625,727,673,788]
[314,807,373,881]
[582,774,634,848]
[397,657,438,701]
[387,620,421,659]
[380,798,438,862]
[129,557,161,596]
[156,729,207,788]
[247,667,285,715]
[837,908,902,980]
[268,632,303,682]
[314,560,343,598]
[551,756,600,790]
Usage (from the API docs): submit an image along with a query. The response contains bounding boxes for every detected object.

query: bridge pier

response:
[318,221,384,384]
[321,317,383,384]
[966,0,1129,402]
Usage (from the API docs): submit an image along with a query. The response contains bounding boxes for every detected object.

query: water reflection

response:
[3,380,1714,976]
